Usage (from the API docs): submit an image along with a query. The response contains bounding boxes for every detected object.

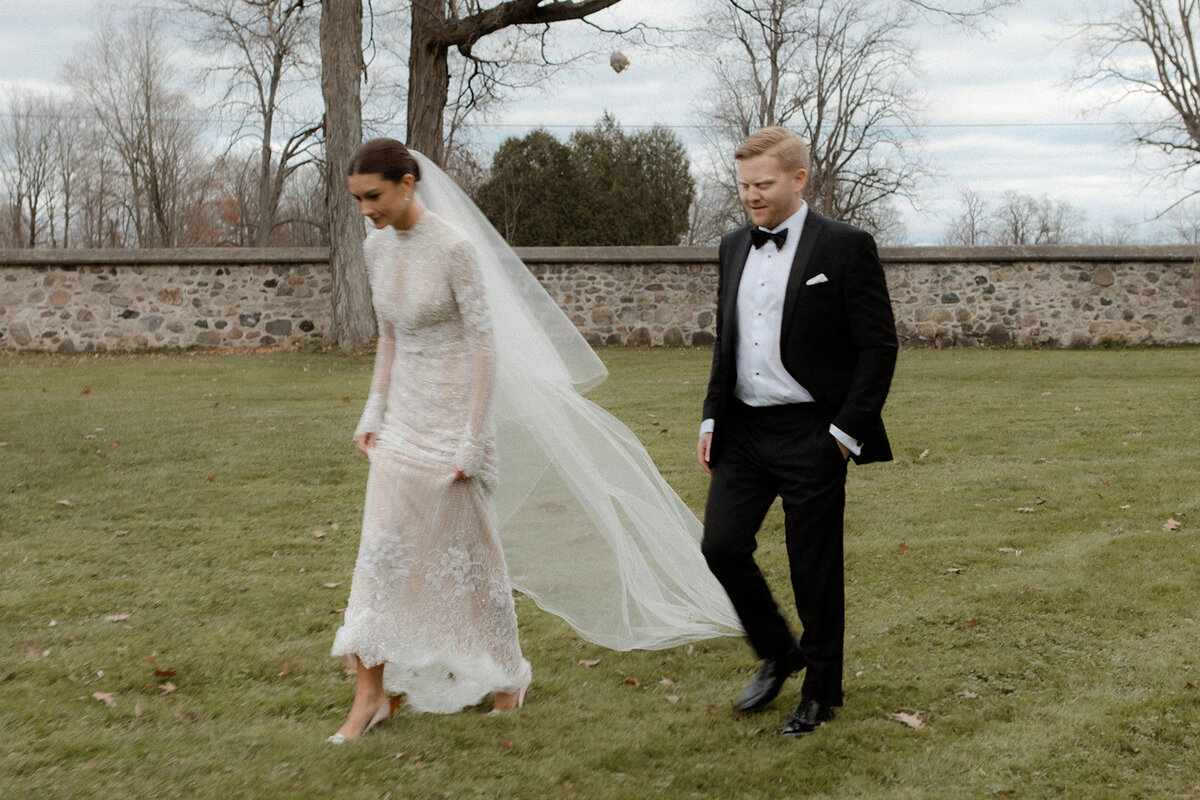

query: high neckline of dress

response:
[392,210,430,237]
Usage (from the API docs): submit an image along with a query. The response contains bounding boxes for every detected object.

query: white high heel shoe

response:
[326,698,392,744]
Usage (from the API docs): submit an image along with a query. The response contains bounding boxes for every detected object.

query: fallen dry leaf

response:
[578,658,601,668]
[1163,518,1182,532]
[659,678,675,686]
[322,582,343,589]
[93,692,117,708]
[960,689,979,699]
[104,613,132,623]
[621,676,643,688]
[918,448,930,459]
[113,530,130,537]
[56,499,74,507]
[82,758,102,769]
[997,547,1022,555]
[946,567,962,574]
[312,530,326,539]
[153,669,176,677]
[1016,507,1035,513]
[665,695,680,704]
[159,682,177,695]
[887,710,925,729]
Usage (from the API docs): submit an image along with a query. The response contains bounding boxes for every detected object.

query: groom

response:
[697,127,897,737]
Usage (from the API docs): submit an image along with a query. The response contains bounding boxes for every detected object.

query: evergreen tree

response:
[476,116,694,246]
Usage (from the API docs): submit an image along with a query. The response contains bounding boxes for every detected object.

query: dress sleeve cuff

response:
[354,393,386,440]
[453,436,486,477]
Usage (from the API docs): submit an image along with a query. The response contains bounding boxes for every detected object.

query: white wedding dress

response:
[331,212,531,713]
[332,154,741,715]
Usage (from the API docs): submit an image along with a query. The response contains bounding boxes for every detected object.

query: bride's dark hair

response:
[347,138,422,184]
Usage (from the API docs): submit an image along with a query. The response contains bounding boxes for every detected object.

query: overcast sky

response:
[2,0,1192,244]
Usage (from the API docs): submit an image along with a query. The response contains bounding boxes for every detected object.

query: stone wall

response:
[520,246,717,347]
[1,244,1197,352]
[0,249,331,352]
[882,246,1198,347]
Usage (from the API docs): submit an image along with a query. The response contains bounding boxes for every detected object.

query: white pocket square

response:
[805,273,829,286]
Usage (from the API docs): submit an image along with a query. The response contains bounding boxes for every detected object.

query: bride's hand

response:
[356,432,376,456]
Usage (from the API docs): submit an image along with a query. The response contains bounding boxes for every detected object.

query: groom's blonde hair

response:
[735,127,810,174]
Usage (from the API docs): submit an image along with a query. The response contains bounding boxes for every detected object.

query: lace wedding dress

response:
[331,212,531,714]
[332,154,741,716]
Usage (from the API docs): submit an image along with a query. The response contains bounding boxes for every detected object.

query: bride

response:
[327,138,740,743]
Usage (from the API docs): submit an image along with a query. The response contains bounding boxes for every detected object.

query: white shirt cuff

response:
[700,418,715,436]
[829,424,862,457]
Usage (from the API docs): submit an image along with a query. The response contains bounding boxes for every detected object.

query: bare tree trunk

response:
[404,0,623,167]
[255,109,278,247]
[408,0,452,164]
[321,0,375,348]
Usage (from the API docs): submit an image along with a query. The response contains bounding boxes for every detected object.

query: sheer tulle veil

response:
[410,151,741,650]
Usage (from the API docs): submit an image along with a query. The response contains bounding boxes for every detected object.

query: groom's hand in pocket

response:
[697,432,713,475]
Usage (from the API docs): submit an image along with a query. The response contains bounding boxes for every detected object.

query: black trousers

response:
[701,400,847,707]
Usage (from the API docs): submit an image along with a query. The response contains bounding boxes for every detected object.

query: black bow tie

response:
[750,227,787,249]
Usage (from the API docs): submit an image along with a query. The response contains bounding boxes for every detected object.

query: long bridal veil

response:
[410,152,741,650]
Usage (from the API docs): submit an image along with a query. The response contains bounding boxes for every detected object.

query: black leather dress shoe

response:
[774,699,835,737]
[734,641,805,714]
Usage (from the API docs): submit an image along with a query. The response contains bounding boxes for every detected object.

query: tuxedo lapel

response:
[781,211,824,340]
[722,227,754,352]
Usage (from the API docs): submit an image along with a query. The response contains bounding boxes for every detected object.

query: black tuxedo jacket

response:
[702,209,898,465]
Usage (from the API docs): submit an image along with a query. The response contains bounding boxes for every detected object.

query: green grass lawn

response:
[1,346,1198,799]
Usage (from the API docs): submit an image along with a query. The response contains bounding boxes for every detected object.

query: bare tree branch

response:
[1076,0,1200,197]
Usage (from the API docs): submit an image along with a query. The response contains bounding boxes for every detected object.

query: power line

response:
[0,109,1147,135]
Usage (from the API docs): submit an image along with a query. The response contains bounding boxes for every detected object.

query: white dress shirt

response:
[702,204,861,456]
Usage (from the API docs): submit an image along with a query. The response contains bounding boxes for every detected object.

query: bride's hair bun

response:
[348,138,422,184]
